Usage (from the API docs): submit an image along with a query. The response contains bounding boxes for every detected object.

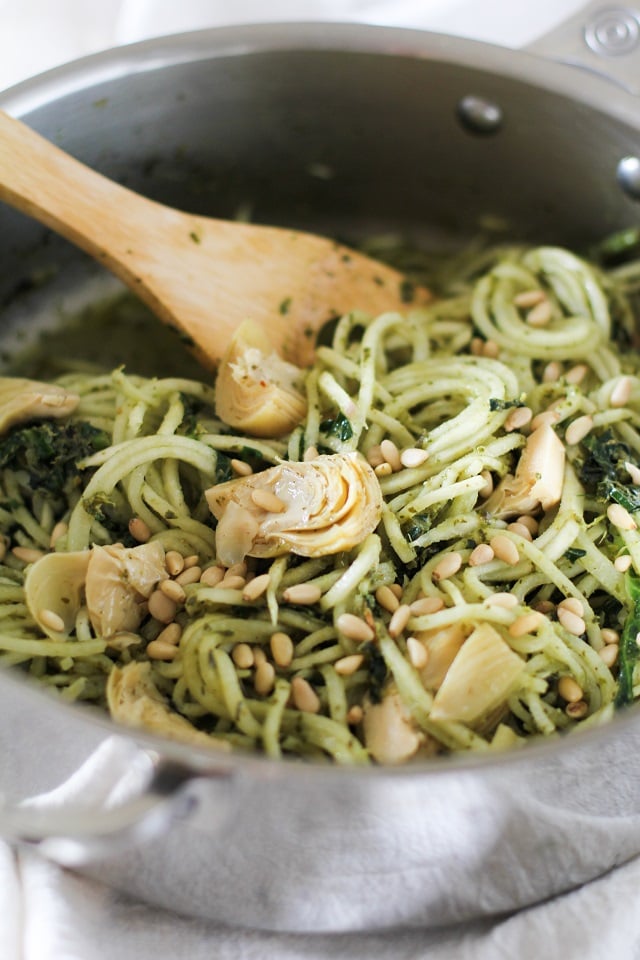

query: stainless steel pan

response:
[0,6,640,934]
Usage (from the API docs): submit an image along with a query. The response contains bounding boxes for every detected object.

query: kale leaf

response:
[616,571,640,706]
[579,430,640,512]
[319,412,354,442]
[0,420,110,501]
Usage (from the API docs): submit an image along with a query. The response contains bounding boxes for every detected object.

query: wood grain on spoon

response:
[0,110,430,368]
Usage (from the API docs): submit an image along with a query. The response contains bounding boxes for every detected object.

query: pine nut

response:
[469,543,495,566]
[478,470,494,498]
[388,604,411,638]
[470,337,484,355]
[251,489,287,513]
[156,622,182,646]
[165,550,185,577]
[607,503,637,531]
[380,439,402,472]
[558,675,583,703]
[509,611,545,637]
[176,566,203,586]
[557,607,586,636]
[504,406,533,432]
[516,515,539,535]
[532,599,555,615]
[625,461,640,485]
[483,340,500,358]
[148,590,177,623]
[389,584,404,600]
[232,643,254,669]
[484,592,519,609]
[376,585,400,613]
[565,415,593,447]
[610,376,632,408]
[128,517,151,543]
[230,458,253,476]
[367,445,385,467]
[242,573,271,601]
[565,364,588,385]
[147,639,179,660]
[347,705,363,725]
[514,288,546,308]
[601,628,620,645]
[270,632,294,667]
[526,300,552,327]
[335,654,364,676]
[406,636,429,670]
[409,596,444,615]
[557,597,584,617]
[254,660,276,695]
[183,554,200,568]
[159,578,186,604]
[565,700,588,719]
[336,613,375,642]
[49,521,68,549]
[283,583,322,605]
[432,551,462,581]
[253,647,267,667]
[542,361,563,383]
[490,535,520,566]
[200,566,225,587]
[507,522,533,541]
[12,546,45,564]
[400,447,429,469]
[615,554,633,572]
[375,462,393,477]
[599,644,619,668]
[291,676,321,713]
[304,445,319,462]
[221,574,246,590]
[530,410,561,430]
[38,608,65,633]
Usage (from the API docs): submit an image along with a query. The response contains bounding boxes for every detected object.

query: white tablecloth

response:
[0,2,637,957]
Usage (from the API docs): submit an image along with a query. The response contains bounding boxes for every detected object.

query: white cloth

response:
[0,1,635,957]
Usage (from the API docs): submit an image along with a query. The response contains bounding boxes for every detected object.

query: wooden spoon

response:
[0,110,429,368]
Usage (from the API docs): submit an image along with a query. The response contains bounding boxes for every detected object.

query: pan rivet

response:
[585,10,640,57]
[457,96,502,135]
[617,156,640,201]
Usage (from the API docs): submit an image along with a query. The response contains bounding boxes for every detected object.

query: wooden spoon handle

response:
[0,110,156,270]
[0,110,427,368]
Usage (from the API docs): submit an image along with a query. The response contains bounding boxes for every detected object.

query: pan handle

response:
[525,1,640,95]
[0,755,229,867]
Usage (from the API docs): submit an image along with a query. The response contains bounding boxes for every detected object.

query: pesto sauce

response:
[7,292,208,381]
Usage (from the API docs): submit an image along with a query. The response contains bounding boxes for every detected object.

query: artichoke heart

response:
[206,451,383,566]
[85,542,167,638]
[484,423,565,519]
[24,541,167,641]
[429,623,525,725]
[214,320,307,437]
[107,661,230,751]
[0,377,80,434]
[24,549,90,638]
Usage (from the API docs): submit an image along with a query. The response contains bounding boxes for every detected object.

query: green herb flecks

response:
[489,398,526,412]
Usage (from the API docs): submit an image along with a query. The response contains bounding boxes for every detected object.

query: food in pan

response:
[0,239,639,764]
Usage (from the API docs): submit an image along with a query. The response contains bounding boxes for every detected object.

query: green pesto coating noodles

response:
[1,244,640,763]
